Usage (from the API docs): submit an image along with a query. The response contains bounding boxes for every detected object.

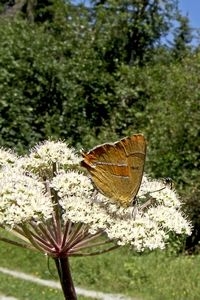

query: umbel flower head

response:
[0,140,191,256]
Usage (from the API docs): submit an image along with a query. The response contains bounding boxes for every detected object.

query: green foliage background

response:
[0,0,199,249]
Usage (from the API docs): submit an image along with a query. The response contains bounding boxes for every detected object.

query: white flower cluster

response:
[0,168,53,227]
[0,148,17,167]
[51,171,192,251]
[0,141,192,251]
[137,175,180,207]
[0,140,81,228]
[17,140,81,176]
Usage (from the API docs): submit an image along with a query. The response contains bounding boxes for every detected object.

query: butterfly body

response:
[81,134,146,207]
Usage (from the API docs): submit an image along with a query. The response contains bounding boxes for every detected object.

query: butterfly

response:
[81,134,146,207]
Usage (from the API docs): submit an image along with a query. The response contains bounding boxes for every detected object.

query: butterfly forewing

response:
[81,134,146,207]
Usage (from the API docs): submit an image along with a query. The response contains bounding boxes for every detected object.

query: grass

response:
[0,272,64,300]
[0,230,200,300]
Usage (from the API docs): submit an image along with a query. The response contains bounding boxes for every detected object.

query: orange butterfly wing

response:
[81,134,146,207]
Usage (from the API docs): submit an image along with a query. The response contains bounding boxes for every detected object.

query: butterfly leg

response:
[91,189,99,203]
[131,198,139,220]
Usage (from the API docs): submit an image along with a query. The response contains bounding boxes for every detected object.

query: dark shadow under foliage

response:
[184,190,200,254]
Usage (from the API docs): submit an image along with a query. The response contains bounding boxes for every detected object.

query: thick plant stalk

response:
[54,257,77,300]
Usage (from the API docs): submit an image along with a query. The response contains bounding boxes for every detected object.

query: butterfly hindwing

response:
[81,134,146,207]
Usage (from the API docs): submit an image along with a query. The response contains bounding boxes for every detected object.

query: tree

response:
[89,0,180,65]
[0,0,64,22]
[172,14,193,59]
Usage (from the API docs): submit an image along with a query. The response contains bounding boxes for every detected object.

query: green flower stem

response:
[54,256,77,300]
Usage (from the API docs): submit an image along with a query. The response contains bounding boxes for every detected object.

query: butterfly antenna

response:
[139,197,156,211]
[138,184,169,212]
